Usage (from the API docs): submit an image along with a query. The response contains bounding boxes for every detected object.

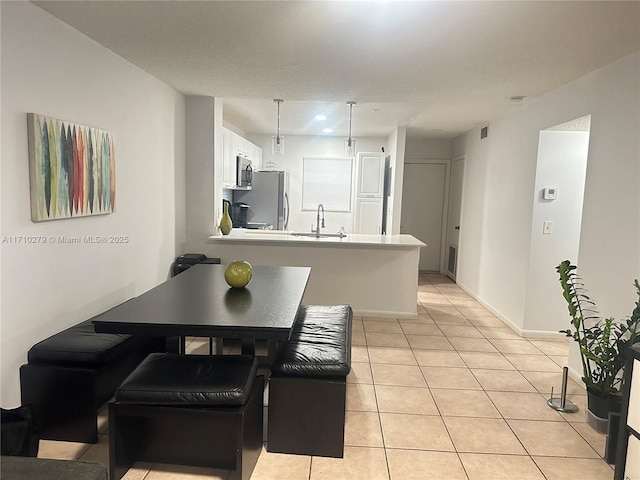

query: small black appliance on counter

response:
[171,254,220,277]
[231,202,250,228]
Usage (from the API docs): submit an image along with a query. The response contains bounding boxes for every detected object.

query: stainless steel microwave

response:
[236,157,253,187]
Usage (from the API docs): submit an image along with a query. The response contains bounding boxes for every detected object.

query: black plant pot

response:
[587,389,622,419]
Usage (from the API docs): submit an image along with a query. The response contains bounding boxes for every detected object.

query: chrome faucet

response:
[312,204,325,238]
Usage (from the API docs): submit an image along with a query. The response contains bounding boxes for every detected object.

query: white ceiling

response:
[33,1,640,139]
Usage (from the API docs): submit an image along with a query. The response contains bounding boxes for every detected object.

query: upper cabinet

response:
[222,128,236,187]
[250,143,262,170]
[356,152,385,197]
[222,128,262,188]
[353,152,385,234]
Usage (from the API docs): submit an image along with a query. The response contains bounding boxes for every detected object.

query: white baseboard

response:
[456,281,566,340]
[455,281,523,335]
[520,330,568,340]
[448,281,586,389]
[565,364,584,385]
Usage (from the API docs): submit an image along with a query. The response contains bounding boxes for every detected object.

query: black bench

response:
[110,353,263,480]
[20,312,166,444]
[267,304,352,458]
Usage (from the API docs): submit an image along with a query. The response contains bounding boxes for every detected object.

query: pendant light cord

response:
[347,101,356,146]
[274,99,283,144]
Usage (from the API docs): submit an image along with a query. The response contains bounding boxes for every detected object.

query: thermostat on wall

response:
[543,188,557,200]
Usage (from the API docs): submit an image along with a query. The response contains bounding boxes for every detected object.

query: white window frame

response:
[302,156,353,212]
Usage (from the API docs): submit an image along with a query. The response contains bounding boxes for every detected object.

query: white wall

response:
[452,51,639,346]
[246,134,387,233]
[386,127,407,235]
[184,96,224,251]
[0,2,185,406]
[523,130,589,333]
[405,137,453,159]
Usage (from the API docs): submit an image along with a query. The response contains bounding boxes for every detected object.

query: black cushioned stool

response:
[267,305,352,458]
[109,353,262,480]
[20,317,166,443]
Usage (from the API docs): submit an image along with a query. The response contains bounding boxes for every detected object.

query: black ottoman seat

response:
[27,320,136,366]
[110,354,262,480]
[268,305,353,458]
[20,313,166,444]
[116,353,257,406]
[271,305,352,378]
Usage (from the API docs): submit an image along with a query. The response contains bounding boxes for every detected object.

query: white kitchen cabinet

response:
[222,128,236,187]
[354,197,383,234]
[222,128,262,187]
[251,143,262,170]
[356,152,385,197]
[353,152,384,234]
[236,136,248,158]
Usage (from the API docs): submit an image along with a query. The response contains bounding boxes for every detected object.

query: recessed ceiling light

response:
[315,115,327,121]
[322,128,333,133]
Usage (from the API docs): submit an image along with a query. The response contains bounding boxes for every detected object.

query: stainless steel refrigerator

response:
[232,171,289,230]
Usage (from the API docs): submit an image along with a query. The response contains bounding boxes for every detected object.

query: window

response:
[302,157,353,211]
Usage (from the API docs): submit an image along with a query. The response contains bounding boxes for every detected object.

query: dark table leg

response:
[241,339,256,356]
[267,340,279,366]
[208,337,224,355]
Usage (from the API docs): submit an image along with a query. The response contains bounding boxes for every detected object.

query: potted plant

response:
[557,260,640,419]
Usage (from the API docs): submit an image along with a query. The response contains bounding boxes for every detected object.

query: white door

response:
[355,197,383,234]
[400,162,447,272]
[445,156,465,280]
[356,152,385,196]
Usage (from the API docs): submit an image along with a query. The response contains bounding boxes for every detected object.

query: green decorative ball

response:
[224,260,253,288]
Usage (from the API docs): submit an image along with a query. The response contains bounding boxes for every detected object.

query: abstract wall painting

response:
[27,113,115,222]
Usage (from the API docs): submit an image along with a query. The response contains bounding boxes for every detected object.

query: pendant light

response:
[272,99,285,156]
[344,101,356,157]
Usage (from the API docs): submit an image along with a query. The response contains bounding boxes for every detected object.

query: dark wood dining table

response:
[92,264,311,359]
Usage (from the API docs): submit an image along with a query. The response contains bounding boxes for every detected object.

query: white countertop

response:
[207,229,425,248]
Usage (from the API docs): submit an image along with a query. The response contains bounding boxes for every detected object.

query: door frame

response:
[445,155,466,281]
[402,157,451,274]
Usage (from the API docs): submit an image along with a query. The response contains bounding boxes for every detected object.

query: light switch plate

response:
[543,221,553,234]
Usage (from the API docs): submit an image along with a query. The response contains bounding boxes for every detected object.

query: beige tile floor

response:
[38,273,616,479]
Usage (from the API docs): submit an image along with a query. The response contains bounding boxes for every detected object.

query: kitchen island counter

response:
[208,230,424,248]
[203,231,425,318]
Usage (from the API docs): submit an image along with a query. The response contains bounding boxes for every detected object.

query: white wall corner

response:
[185,96,215,249]
[389,126,406,235]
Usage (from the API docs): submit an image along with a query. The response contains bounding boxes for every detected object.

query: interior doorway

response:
[400,161,449,272]
[445,156,465,280]
[523,115,591,332]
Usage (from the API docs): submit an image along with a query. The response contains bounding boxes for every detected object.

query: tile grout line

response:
[421,278,585,476]
[368,358,393,480]
[425,277,472,480]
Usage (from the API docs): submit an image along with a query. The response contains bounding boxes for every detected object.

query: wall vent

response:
[447,245,457,277]
[480,126,488,139]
